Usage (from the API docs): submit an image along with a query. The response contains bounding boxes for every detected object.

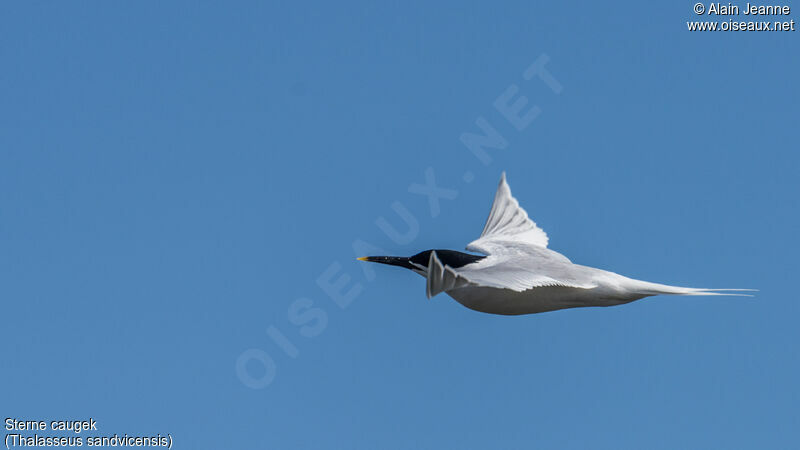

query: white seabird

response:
[359,173,754,315]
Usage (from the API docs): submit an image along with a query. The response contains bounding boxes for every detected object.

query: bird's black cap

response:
[357,250,485,270]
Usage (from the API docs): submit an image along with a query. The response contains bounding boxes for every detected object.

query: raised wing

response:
[466,173,548,255]
[426,250,595,298]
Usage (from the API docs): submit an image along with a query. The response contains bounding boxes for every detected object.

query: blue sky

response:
[1,1,798,449]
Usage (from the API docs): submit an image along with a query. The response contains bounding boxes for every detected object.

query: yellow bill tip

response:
[356,256,368,261]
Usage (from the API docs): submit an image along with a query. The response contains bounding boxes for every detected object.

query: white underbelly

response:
[445,285,649,315]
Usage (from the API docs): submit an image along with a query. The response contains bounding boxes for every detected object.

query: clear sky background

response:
[2,1,798,449]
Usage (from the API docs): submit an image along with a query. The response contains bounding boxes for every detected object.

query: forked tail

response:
[630,280,757,297]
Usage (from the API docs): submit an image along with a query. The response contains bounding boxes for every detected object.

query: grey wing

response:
[466,172,549,255]
[427,172,595,298]
[426,249,597,299]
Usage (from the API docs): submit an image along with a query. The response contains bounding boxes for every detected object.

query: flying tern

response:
[358,173,753,315]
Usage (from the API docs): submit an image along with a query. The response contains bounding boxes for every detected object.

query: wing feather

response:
[426,250,595,297]
[466,173,548,255]
[424,173,592,297]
